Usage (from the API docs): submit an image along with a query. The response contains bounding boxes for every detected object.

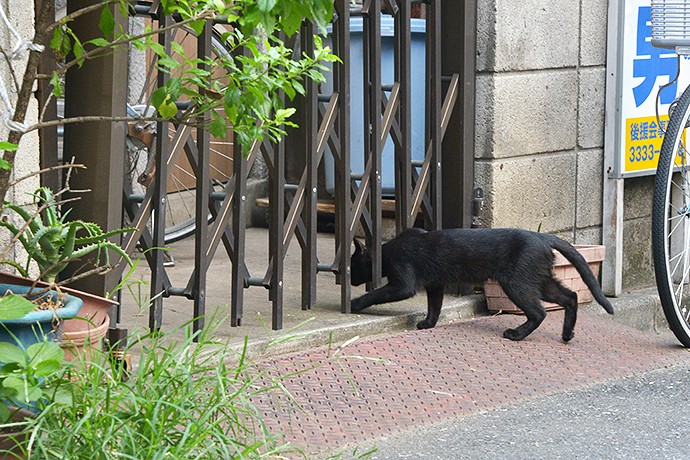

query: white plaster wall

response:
[0,0,41,274]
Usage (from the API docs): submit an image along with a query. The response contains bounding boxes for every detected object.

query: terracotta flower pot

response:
[0,406,34,459]
[0,272,117,360]
[484,245,606,314]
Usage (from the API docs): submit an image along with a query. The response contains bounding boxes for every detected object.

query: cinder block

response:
[476,0,498,72]
[623,175,655,220]
[575,226,603,245]
[578,67,606,149]
[475,71,578,159]
[576,149,604,229]
[622,217,655,290]
[477,0,579,72]
[580,0,608,66]
[474,153,576,232]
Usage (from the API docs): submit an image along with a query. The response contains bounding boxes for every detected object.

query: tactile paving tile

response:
[251,312,688,453]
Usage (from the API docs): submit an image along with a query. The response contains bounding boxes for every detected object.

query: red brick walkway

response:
[254,312,688,454]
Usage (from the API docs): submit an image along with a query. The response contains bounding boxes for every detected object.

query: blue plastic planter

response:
[0,283,84,350]
[324,16,427,196]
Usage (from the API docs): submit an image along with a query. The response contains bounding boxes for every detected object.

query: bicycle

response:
[651,0,690,347]
[124,5,235,244]
[56,3,235,244]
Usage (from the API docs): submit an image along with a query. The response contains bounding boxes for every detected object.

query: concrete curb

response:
[240,294,488,360]
[583,287,668,334]
[239,287,672,360]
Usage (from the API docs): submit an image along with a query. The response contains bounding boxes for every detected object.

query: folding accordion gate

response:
[114,0,473,335]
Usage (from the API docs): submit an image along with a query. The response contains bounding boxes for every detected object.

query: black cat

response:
[350,228,614,342]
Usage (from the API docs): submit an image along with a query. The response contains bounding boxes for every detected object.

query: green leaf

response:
[0,342,26,365]
[50,71,63,98]
[257,0,277,12]
[99,7,115,38]
[34,359,62,377]
[158,97,178,119]
[281,12,303,36]
[72,38,85,67]
[209,113,227,139]
[151,86,167,109]
[189,19,205,36]
[27,341,64,365]
[291,80,305,97]
[157,55,180,70]
[0,293,37,320]
[0,158,11,171]
[85,37,110,48]
[3,376,41,403]
[171,41,185,56]
[50,26,71,58]
[49,387,72,406]
[275,107,296,120]
[0,142,18,151]
[0,403,9,423]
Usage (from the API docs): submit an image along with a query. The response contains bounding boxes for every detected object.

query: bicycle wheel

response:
[652,84,690,347]
[126,22,233,244]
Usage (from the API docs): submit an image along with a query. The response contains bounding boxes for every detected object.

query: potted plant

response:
[484,244,606,313]
[0,186,133,360]
[0,283,83,350]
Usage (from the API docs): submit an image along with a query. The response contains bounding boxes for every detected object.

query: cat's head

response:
[350,238,372,286]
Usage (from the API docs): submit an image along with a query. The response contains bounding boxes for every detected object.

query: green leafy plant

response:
[18,322,302,459]
[0,187,133,284]
[0,340,69,424]
[0,0,337,211]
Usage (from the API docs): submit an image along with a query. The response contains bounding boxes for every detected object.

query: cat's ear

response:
[353,238,365,255]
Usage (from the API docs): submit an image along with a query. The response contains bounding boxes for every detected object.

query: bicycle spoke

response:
[127,23,233,243]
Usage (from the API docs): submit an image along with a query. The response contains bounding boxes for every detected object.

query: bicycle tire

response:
[652,84,690,347]
[125,24,232,244]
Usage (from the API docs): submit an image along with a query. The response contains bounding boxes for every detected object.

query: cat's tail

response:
[545,235,614,315]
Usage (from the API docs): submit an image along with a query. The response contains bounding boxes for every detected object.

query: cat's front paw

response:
[416,319,435,330]
[351,297,367,313]
[502,328,526,341]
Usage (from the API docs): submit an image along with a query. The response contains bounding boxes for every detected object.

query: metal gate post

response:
[62,0,127,306]
[149,15,172,332]
[440,0,477,229]
[230,131,248,327]
[192,21,212,336]
[394,0,412,232]
[301,22,319,311]
[334,0,352,312]
[363,0,383,288]
[427,0,443,230]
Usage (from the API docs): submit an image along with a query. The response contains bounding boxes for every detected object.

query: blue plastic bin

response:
[323,16,427,196]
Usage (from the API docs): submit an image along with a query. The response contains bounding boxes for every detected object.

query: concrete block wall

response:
[475,0,653,289]
[475,0,606,240]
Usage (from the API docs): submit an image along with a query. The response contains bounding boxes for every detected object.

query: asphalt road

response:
[362,361,690,460]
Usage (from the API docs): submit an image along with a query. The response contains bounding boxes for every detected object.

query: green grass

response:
[10,321,302,459]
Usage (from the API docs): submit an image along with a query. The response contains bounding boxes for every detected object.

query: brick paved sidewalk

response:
[253,311,688,457]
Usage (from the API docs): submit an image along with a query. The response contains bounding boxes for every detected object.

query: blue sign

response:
[633,6,678,107]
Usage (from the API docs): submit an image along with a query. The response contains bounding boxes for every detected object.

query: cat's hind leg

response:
[500,282,547,340]
[417,284,444,329]
[541,277,578,342]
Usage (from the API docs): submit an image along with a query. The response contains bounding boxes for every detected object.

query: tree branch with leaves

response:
[0,0,338,210]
